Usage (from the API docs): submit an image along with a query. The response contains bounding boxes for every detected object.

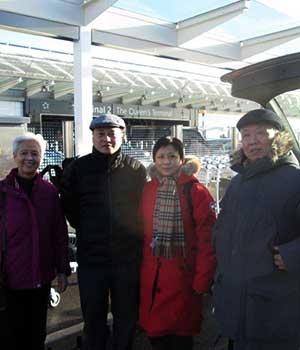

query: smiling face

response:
[14,140,42,178]
[241,123,278,161]
[154,144,183,177]
[92,127,123,155]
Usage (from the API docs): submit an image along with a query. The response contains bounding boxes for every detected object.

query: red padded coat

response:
[139,160,216,337]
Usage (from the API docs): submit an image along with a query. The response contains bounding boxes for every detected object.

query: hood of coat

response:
[148,155,201,181]
[231,130,296,174]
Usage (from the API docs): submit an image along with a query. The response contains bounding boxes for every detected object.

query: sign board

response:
[28,99,191,122]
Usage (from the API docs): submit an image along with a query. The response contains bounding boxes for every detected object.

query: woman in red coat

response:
[139,136,216,350]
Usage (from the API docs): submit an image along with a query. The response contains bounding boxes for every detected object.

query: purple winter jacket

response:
[0,168,70,289]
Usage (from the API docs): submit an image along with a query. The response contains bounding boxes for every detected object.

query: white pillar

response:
[73,26,93,156]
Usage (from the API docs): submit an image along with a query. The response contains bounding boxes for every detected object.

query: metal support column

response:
[231,126,238,151]
[73,26,93,156]
[171,124,183,140]
[62,120,74,158]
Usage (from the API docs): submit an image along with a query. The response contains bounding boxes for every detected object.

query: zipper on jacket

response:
[149,258,161,312]
[107,169,113,249]
[183,258,192,272]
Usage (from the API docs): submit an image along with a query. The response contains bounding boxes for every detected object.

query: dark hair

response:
[152,136,184,161]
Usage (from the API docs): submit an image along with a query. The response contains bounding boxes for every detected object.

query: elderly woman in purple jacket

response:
[0,132,70,350]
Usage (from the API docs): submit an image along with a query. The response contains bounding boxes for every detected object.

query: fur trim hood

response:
[148,155,201,180]
[231,130,294,168]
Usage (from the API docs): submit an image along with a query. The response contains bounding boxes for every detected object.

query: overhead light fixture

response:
[50,80,55,86]
[41,85,48,93]
[141,93,147,100]
[129,88,134,94]
[178,96,184,104]
[96,90,103,101]
[18,77,23,83]
[106,86,110,91]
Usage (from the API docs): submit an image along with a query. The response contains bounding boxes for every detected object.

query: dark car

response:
[221,52,300,162]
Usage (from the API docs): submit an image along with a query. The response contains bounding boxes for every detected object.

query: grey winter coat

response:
[213,132,300,349]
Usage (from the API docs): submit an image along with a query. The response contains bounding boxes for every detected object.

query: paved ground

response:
[46,292,228,350]
[47,273,82,334]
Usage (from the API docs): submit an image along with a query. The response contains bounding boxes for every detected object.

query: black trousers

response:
[78,262,140,350]
[149,335,193,350]
[0,284,50,350]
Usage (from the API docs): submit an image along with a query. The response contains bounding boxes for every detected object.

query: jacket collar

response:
[2,168,39,193]
[92,146,123,169]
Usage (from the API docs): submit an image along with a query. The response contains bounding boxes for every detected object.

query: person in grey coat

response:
[213,108,300,350]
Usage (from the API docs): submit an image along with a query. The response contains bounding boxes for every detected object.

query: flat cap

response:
[237,108,283,131]
[89,114,126,130]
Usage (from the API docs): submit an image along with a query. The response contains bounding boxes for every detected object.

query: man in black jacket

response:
[61,114,147,350]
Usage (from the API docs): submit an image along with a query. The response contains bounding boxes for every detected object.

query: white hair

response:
[12,132,47,156]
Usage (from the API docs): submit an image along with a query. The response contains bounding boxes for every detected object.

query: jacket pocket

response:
[245,272,300,340]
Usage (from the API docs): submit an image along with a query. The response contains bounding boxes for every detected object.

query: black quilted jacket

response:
[60,147,147,265]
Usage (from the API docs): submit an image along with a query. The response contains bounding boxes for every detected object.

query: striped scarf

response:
[151,176,185,258]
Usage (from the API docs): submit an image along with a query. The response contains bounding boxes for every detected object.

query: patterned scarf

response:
[151,176,185,258]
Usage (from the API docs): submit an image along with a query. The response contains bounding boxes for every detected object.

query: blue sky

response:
[114,0,300,39]
[214,1,299,39]
[0,0,299,57]
[0,30,73,53]
[114,0,236,22]
[114,0,300,24]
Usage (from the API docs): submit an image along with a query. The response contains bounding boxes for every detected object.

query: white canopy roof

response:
[0,1,299,111]
[1,0,300,68]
